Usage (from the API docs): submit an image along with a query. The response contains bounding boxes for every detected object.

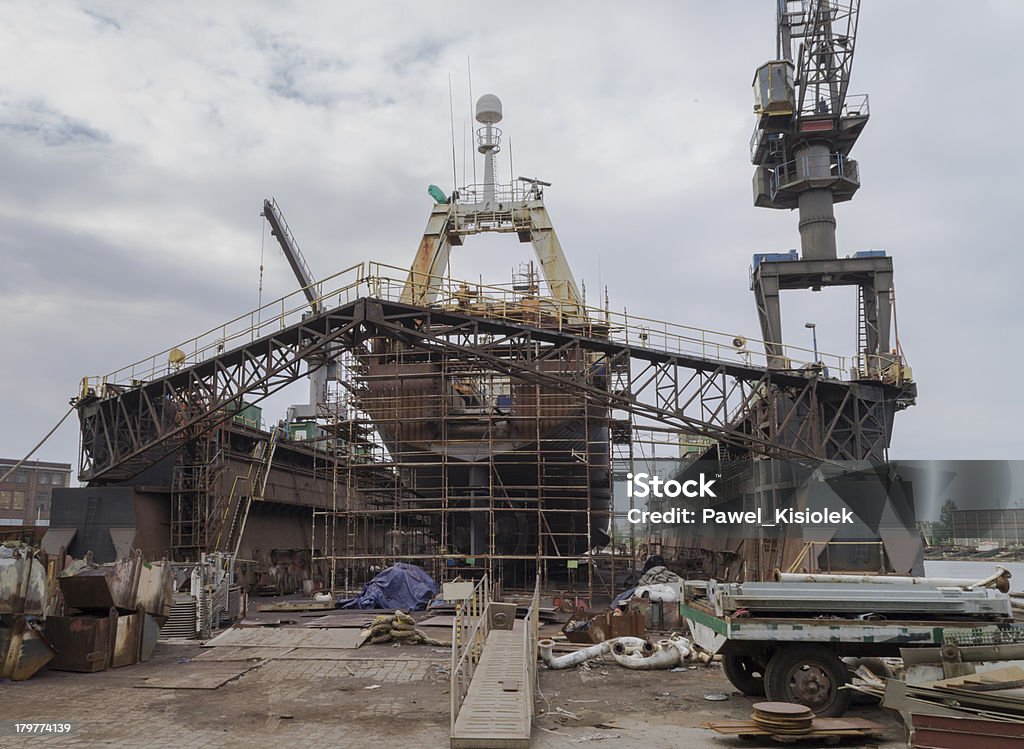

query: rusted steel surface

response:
[911,713,1024,749]
[0,616,56,680]
[562,610,645,644]
[111,610,159,668]
[44,610,115,672]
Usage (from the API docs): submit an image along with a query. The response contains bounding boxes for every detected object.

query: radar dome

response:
[475,94,502,124]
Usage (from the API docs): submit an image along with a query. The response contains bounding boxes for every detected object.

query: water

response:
[923,559,1024,593]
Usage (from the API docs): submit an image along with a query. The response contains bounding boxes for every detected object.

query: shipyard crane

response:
[748,0,910,393]
[262,198,321,315]
[261,198,336,423]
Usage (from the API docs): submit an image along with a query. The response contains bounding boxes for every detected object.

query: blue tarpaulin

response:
[338,563,438,611]
[610,587,635,610]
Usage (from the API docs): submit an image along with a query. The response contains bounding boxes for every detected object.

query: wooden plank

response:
[704,717,884,737]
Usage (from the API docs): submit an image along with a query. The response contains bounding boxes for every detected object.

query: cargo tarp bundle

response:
[338,563,438,611]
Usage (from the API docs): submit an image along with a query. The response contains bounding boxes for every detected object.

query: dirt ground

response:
[1,638,906,749]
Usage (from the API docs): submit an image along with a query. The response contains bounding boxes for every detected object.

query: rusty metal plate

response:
[204,627,368,649]
[192,646,295,661]
[110,612,159,668]
[136,662,258,689]
[912,713,1024,749]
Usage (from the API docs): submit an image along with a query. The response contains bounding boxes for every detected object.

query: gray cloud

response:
[0,98,109,146]
[1,1,1022,475]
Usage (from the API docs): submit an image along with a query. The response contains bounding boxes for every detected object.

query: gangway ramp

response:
[451,629,531,748]
[450,576,539,748]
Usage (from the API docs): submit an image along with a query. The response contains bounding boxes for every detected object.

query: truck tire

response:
[764,644,851,717]
[722,654,766,696]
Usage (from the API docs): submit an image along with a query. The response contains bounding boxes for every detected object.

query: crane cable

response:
[257,213,267,317]
[0,405,76,484]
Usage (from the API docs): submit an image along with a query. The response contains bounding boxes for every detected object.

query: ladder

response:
[227,431,279,557]
[856,285,869,377]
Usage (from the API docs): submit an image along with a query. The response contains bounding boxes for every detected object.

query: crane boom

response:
[262,198,320,314]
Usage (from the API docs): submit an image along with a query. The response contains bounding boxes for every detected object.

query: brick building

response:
[0,459,72,532]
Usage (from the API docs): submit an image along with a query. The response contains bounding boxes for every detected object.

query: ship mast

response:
[401,94,584,320]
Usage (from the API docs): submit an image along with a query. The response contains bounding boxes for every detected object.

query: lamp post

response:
[804,322,819,364]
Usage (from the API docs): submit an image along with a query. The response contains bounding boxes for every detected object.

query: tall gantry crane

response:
[749,0,910,391]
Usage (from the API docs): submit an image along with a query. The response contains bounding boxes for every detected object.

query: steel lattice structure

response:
[77,295,914,485]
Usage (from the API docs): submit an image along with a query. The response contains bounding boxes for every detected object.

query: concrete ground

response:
[1,640,906,748]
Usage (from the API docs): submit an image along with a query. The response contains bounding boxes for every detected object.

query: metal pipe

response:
[665,635,692,661]
[538,638,611,670]
[610,637,655,657]
[612,639,681,670]
[774,567,1011,593]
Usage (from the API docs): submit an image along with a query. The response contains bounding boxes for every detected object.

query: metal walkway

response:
[451,629,531,749]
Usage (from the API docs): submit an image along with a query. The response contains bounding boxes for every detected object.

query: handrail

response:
[523,575,540,713]
[450,574,491,732]
[81,260,868,398]
[81,262,368,393]
[368,260,849,376]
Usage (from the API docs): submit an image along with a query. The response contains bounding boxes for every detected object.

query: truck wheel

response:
[764,645,851,717]
[722,654,766,696]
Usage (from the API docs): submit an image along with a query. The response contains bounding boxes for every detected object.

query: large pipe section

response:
[774,567,1011,594]
[539,635,694,671]
[538,638,612,670]
[539,636,657,670]
[612,636,692,671]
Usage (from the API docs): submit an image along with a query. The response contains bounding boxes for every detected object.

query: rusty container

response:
[44,609,116,672]
[58,554,172,619]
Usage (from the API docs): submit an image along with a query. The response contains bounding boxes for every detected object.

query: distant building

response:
[951,507,1024,546]
[0,459,72,530]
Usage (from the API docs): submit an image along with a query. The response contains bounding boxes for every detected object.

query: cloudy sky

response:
[1,1,1022,475]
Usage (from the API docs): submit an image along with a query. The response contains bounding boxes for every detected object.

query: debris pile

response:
[704,700,885,742]
[1,546,173,679]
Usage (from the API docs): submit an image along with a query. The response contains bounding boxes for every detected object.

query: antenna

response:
[448,74,458,193]
[508,137,514,192]
[467,57,476,188]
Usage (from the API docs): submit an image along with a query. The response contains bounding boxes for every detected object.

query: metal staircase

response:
[227,431,278,557]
